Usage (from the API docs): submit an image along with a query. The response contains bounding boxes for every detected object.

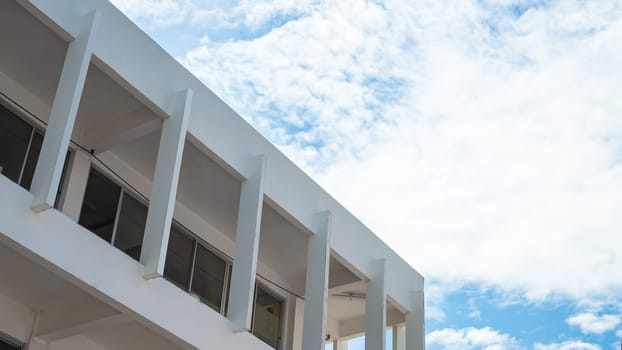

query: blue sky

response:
[109,0,622,348]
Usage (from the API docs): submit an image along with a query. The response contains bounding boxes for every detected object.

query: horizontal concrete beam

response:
[338,308,406,341]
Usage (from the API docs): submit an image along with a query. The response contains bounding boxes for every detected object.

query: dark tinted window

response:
[191,244,226,311]
[79,168,121,243]
[0,105,32,184]
[113,193,148,260]
[253,285,283,349]
[164,225,195,290]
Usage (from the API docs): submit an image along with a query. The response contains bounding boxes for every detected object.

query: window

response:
[162,222,231,314]
[113,193,148,260]
[191,243,227,312]
[0,103,69,205]
[0,104,40,189]
[163,225,194,290]
[78,167,147,261]
[252,284,284,349]
[79,168,121,243]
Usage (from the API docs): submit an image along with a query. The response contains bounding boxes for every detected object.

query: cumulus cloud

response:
[312,0,622,303]
[427,327,521,350]
[115,0,622,307]
[109,0,317,34]
[566,313,621,335]
[534,340,601,350]
[108,0,188,26]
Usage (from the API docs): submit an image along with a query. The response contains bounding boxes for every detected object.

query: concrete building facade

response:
[0,1,425,349]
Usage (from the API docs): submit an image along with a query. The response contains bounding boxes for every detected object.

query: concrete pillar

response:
[141,89,192,279]
[282,294,299,350]
[292,297,305,350]
[227,155,267,331]
[392,325,399,350]
[30,11,99,212]
[59,150,91,221]
[301,211,332,350]
[365,259,386,350]
[405,291,424,350]
[397,325,406,350]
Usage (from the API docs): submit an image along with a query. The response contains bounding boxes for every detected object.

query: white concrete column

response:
[141,89,192,279]
[397,325,406,350]
[282,294,299,350]
[227,155,267,331]
[30,11,99,212]
[301,211,332,350]
[365,259,387,350]
[292,297,305,350]
[59,150,92,221]
[405,291,425,350]
[392,325,399,350]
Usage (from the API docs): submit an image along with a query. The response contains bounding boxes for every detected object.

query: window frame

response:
[79,164,150,255]
[0,98,70,206]
[186,229,232,315]
[251,280,286,350]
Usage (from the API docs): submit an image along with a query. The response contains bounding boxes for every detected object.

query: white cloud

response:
[566,313,621,335]
[427,327,521,350]
[117,0,622,306]
[109,0,317,32]
[108,0,188,26]
[190,1,316,31]
[468,298,483,321]
[534,340,602,350]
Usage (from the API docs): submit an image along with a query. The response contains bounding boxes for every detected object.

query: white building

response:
[0,1,425,349]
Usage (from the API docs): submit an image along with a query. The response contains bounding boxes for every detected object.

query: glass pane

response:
[0,105,32,184]
[113,193,148,261]
[18,130,42,190]
[78,168,121,243]
[191,244,226,311]
[163,224,194,290]
[253,285,283,349]
[0,337,19,350]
